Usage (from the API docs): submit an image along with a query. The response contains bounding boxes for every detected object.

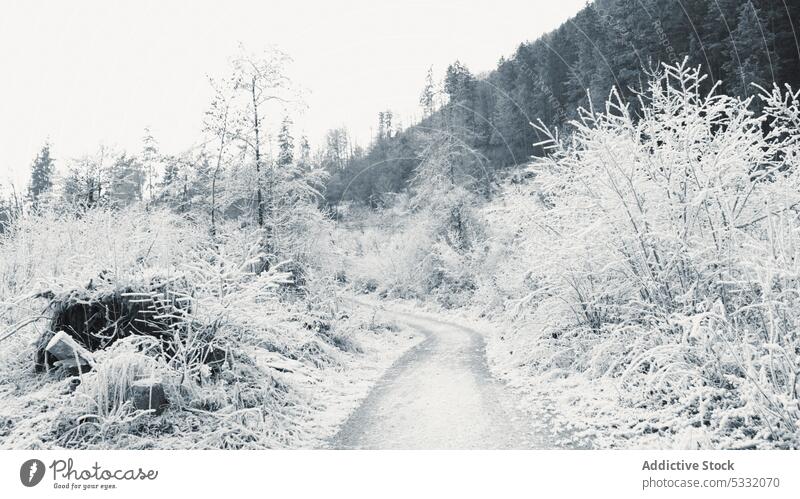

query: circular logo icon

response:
[20,459,46,487]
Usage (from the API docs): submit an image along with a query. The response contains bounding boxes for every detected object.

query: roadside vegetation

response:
[0,48,415,450]
[338,62,800,449]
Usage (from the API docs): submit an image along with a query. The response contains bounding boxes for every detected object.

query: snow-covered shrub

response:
[487,60,800,447]
[0,206,380,449]
[62,336,172,446]
[332,187,486,307]
[337,214,434,298]
[0,206,200,302]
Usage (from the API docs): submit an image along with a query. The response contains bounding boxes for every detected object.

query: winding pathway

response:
[329,302,562,449]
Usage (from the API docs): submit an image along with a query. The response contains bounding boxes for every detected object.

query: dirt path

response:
[328,301,561,449]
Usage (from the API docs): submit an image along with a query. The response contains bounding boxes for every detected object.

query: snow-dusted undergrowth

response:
[340,61,800,449]
[332,190,484,309]
[474,62,800,448]
[0,208,415,449]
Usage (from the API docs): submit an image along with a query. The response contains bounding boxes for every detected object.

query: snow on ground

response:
[330,300,551,449]
[363,295,699,449]
[478,313,721,449]
[0,304,421,449]
[0,207,431,450]
[347,296,592,448]
[296,312,424,447]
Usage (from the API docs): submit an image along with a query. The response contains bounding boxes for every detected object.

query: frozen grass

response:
[0,207,417,449]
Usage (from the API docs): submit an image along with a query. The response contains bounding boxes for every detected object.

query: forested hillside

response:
[324,0,800,206]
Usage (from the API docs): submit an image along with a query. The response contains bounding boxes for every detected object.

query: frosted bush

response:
[486,60,800,447]
[0,207,201,302]
[0,205,375,449]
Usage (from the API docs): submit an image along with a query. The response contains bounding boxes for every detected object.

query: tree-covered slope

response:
[324,0,800,207]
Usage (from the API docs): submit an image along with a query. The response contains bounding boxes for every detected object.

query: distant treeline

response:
[324,0,800,207]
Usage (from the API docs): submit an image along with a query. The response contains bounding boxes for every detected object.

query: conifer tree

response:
[298,135,311,170]
[723,1,778,95]
[419,66,436,117]
[141,128,160,204]
[277,116,294,167]
[27,143,55,207]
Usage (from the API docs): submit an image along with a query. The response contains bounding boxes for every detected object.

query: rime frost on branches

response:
[516,60,800,446]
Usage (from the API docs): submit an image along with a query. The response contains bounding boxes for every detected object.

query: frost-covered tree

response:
[229,45,293,230]
[297,135,311,170]
[203,47,327,270]
[141,128,161,204]
[27,143,55,207]
[105,153,144,207]
[60,153,105,210]
[277,116,294,167]
[204,74,239,237]
[0,188,20,233]
[419,66,436,117]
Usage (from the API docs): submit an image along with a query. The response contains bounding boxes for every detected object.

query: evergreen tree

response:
[106,153,145,207]
[443,61,477,136]
[697,0,740,91]
[383,110,393,139]
[141,128,161,203]
[377,111,386,140]
[277,116,295,167]
[27,143,55,206]
[723,1,779,95]
[419,66,436,117]
[324,128,350,171]
[158,154,182,207]
[298,135,311,170]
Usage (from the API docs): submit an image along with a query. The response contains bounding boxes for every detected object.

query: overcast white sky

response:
[0,0,586,188]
